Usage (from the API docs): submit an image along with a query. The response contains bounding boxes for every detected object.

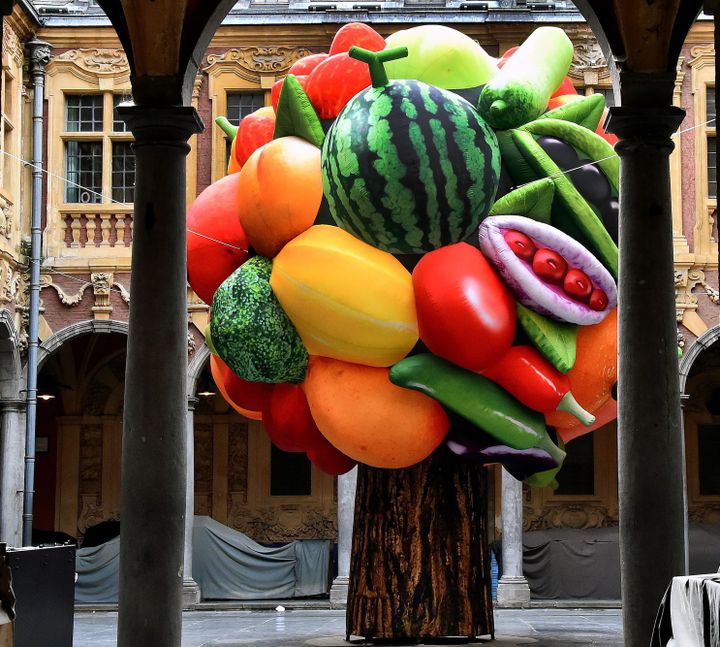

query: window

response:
[698,424,720,495]
[707,88,716,200]
[0,61,17,193]
[63,93,135,204]
[269,445,311,496]
[554,433,595,496]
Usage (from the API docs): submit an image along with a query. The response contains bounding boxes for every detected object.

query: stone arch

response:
[188,343,211,399]
[0,309,21,401]
[36,320,129,372]
[680,325,720,395]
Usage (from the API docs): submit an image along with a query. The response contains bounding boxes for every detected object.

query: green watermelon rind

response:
[210,256,308,384]
[322,80,501,254]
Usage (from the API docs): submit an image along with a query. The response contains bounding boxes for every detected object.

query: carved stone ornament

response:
[0,194,12,240]
[204,46,313,76]
[2,23,23,67]
[53,48,129,76]
[0,258,18,304]
[524,503,617,531]
[676,266,719,321]
[43,276,92,306]
[26,40,52,75]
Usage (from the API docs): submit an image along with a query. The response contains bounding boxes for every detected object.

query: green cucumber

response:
[389,354,546,450]
[479,27,574,130]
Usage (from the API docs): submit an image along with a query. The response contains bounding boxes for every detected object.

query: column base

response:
[495,576,531,608]
[329,575,350,609]
[182,578,201,608]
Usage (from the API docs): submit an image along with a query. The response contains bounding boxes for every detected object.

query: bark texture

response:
[347,451,493,641]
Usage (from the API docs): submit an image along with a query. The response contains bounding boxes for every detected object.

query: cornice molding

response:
[688,44,715,70]
[203,46,313,81]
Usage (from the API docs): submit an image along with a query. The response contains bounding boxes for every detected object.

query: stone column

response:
[116,106,202,647]
[0,401,25,546]
[183,396,200,606]
[495,467,530,608]
[329,466,357,608]
[607,102,688,647]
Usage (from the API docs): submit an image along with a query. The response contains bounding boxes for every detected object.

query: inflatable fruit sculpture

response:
[188,24,619,485]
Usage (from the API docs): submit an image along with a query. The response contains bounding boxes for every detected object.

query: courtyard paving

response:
[73,608,623,646]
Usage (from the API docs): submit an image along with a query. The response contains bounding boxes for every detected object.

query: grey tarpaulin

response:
[75,516,330,603]
[523,524,720,600]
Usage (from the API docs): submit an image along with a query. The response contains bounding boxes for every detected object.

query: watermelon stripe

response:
[321,79,500,254]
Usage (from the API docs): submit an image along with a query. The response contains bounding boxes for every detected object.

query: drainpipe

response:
[22,39,51,547]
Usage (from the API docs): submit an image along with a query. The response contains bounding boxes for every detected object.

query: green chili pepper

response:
[389,354,546,450]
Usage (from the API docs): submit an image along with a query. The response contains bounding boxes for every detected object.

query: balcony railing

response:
[54,205,133,260]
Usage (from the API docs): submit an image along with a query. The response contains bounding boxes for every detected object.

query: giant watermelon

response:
[322,73,501,254]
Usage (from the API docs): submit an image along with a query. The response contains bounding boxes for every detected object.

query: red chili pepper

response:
[482,346,595,426]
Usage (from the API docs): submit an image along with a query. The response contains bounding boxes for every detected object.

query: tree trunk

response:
[347,451,494,641]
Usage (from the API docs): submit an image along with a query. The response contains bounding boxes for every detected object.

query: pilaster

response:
[183,396,201,607]
[329,466,357,609]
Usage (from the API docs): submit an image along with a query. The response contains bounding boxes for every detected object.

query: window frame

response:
[61,92,134,206]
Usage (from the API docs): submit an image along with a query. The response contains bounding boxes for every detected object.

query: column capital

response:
[0,399,26,412]
[117,106,204,150]
[606,106,686,154]
[25,39,52,76]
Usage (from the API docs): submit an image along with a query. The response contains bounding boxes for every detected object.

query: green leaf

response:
[516,302,578,373]
[490,177,555,224]
[539,93,606,131]
[273,75,325,148]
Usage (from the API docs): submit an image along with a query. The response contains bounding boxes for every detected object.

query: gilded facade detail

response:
[524,503,617,531]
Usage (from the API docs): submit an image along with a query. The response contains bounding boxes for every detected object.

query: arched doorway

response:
[680,326,720,526]
[188,348,337,545]
[33,322,127,543]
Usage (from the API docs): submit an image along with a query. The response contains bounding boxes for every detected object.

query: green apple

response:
[384,25,498,90]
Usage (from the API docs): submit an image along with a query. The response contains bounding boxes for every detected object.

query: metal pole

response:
[21,39,51,547]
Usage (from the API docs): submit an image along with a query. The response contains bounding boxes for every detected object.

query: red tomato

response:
[307,436,357,476]
[550,76,578,99]
[289,53,329,76]
[209,355,266,420]
[262,384,325,453]
[187,174,249,304]
[220,360,274,414]
[304,54,372,120]
[412,243,516,372]
[329,23,385,56]
[235,108,275,170]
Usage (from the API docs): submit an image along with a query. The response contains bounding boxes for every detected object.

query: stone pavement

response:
[73,608,623,646]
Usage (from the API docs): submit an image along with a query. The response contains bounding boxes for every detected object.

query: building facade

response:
[0,0,718,599]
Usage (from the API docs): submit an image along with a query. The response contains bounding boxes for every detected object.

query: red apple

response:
[563,268,593,302]
[262,384,325,453]
[289,53,329,76]
[307,436,357,476]
[304,53,372,120]
[329,22,385,56]
[234,106,275,171]
[532,248,568,284]
[187,173,249,304]
[503,229,536,261]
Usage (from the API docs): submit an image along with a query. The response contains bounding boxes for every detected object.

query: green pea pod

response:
[516,303,578,374]
[389,354,546,450]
